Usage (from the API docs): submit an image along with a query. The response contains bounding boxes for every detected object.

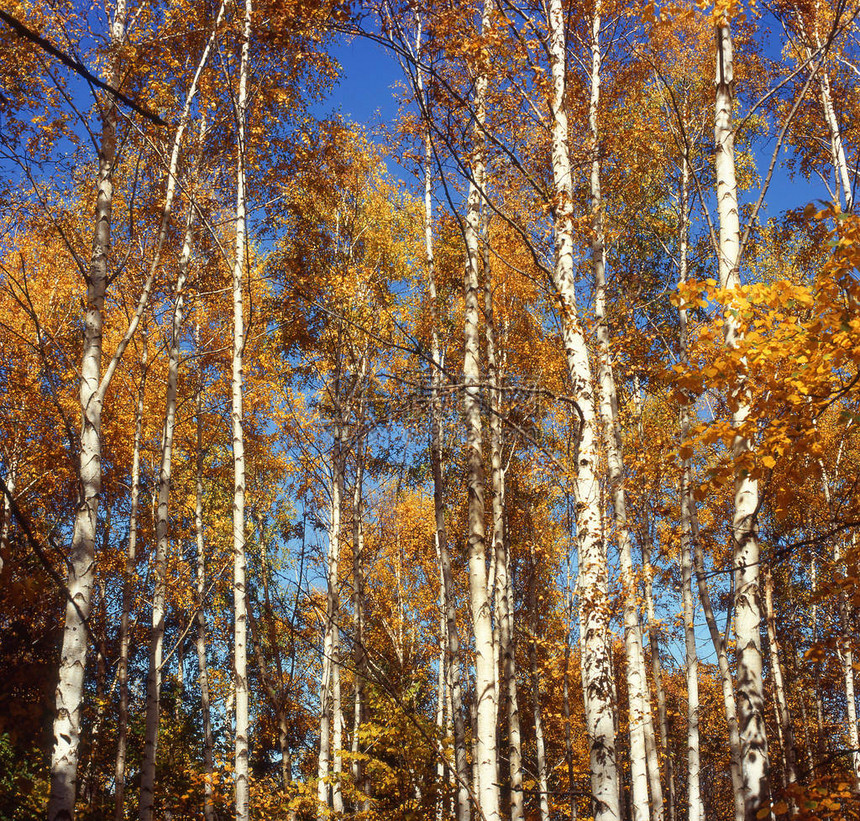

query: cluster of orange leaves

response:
[672,205,860,517]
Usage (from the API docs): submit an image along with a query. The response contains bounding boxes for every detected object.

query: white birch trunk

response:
[806,15,854,210]
[835,540,860,789]
[677,154,702,821]
[231,3,252,818]
[810,557,826,763]
[51,5,222,814]
[352,445,367,808]
[418,35,471,817]
[587,7,653,814]
[48,4,125,816]
[547,1,619,817]
[563,623,578,821]
[634,377,672,821]
[763,568,797,786]
[317,421,344,820]
[679,169,745,818]
[194,325,215,821]
[485,235,524,821]
[332,630,344,815]
[529,560,550,821]
[114,344,145,821]
[634,386,671,821]
[680,439,702,821]
[139,202,195,821]
[714,23,770,819]
[462,1,500,817]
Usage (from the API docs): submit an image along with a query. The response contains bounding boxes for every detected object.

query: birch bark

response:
[547,1,618,817]
[587,5,654,814]
[835,539,860,789]
[676,154,702,821]
[529,558,550,821]
[317,417,344,820]
[634,378,672,821]
[673,170,747,819]
[419,75,471,819]
[231,2,252,816]
[139,198,195,821]
[48,4,125,816]
[194,324,215,821]
[114,343,145,821]
[352,441,368,809]
[714,22,770,818]
[680,426,702,821]
[462,0,500,817]
[485,234,524,821]
[763,568,797,787]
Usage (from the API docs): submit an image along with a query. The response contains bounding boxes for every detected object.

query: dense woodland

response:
[2,0,860,819]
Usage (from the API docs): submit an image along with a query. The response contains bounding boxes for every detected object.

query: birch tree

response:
[546,1,619,816]
[461,1,501,818]
[713,19,770,818]
[231,1,253,816]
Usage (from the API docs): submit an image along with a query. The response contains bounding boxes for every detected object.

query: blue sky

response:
[320,29,832,225]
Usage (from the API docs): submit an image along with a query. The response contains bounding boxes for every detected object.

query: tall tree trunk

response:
[48,4,125,817]
[677,152,702,821]
[332,630,344,815]
[194,324,215,821]
[485,232,524,821]
[231,2,252,818]
[763,568,797,787]
[418,34,471,817]
[676,125,744,816]
[352,441,368,809]
[680,430,702,821]
[587,4,655,814]
[529,556,550,821]
[547,1,619,817]
[139,201,195,821]
[563,623,578,821]
[804,16,855,211]
[317,418,344,820]
[691,511,745,821]
[809,557,826,763]
[462,1,500,817]
[635,376,673,821]
[714,22,770,819]
[48,14,226,806]
[835,539,860,790]
[114,343,145,821]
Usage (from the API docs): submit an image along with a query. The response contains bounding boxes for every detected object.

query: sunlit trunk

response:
[418,61,471,816]
[114,345,145,821]
[485,234,524,821]
[547,1,619,817]
[587,3,653,812]
[635,375,672,821]
[677,154,702,821]
[231,3,253,819]
[317,417,344,820]
[462,1,500,817]
[529,557,550,821]
[714,22,770,819]
[194,325,215,821]
[763,568,797,787]
[139,189,195,821]
[48,5,126,816]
